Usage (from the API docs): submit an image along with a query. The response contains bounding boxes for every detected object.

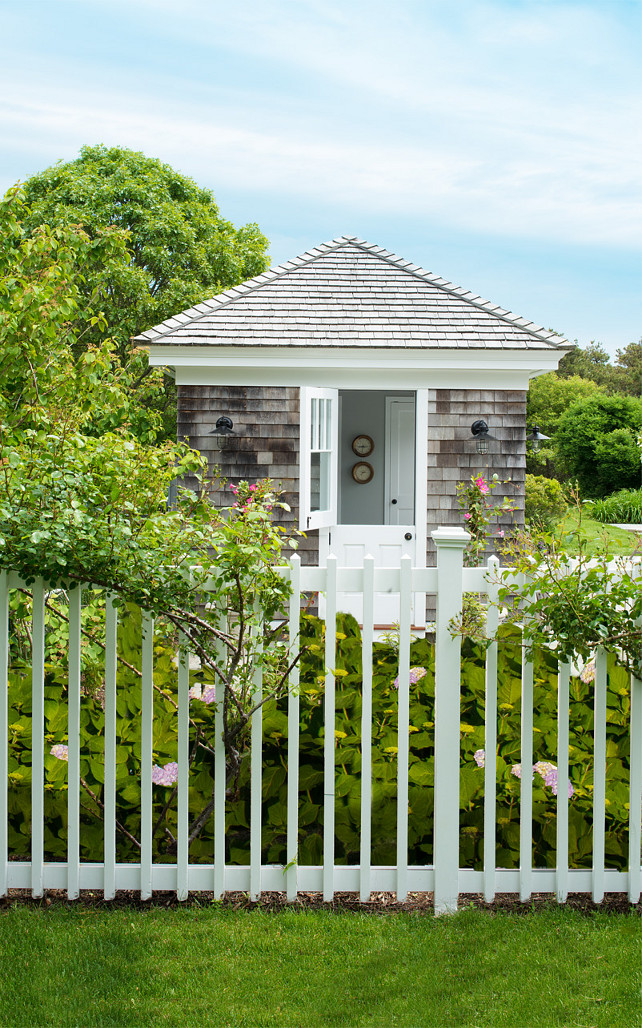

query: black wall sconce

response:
[209,416,235,437]
[526,424,549,451]
[471,419,495,455]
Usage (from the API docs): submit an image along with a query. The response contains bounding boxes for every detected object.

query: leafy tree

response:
[0,186,300,838]
[22,144,270,358]
[611,340,642,396]
[526,372,604,477]
[21,145,270,439]
[555,392,642,496]
[557,340,642,397]
[527,373,604,437]
[557,341,614,387]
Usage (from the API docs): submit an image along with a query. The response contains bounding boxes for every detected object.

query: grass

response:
[554,508,642,557]
[0,903,640,1027]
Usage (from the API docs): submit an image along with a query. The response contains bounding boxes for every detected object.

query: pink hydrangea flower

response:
[51,743,69,762]
[580,660,596,684]
[473,749,485,768]
[393,666,427,688]
[512,760,573,798]
[189,684,216,704]
[151,762,179,786]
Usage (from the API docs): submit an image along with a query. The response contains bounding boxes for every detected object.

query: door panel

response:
[385,398,415,525]
[322,525,425,628]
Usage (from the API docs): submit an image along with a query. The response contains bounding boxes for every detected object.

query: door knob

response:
[391,498,397,505]
[404,532,412,541]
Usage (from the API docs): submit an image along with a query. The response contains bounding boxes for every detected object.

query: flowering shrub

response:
[456,474,516,566]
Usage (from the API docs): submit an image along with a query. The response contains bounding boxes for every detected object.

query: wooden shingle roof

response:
[135,236,569,351]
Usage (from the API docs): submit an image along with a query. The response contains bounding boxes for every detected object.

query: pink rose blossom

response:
[475,476,489,495]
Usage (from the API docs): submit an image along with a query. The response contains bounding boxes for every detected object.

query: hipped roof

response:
[135,236,570,352]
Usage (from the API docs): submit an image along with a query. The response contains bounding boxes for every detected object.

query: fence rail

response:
[1,528,641,913]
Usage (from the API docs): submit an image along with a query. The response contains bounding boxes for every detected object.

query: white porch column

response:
[432,526,469,915]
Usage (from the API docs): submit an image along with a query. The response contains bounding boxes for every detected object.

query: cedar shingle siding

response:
[425,388,526,562]
[178,384,319,564]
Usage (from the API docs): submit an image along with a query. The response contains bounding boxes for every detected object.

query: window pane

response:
[310,451,330,512]
[324,399,332,450]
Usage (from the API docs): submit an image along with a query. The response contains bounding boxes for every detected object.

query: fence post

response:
[432,527,469,915]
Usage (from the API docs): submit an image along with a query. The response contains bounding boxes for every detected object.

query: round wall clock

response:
[351,461,374,484]
[351,434,374,457]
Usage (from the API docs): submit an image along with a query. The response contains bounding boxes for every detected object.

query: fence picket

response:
[214,676,226,899]
[556,662,570,903]
[103,594,117,900]
[629,668,642,903]
[323,555,337,902]
[67,586,82,900]
[359,556,375,903]
[593,647,607,903]
[213,602,226,900]
[250,609,263,901]
[31,580,45,898]
[177,633,189,901]
[140,613,154,900]
[483,557,499,903]
[396,556,412,901]
[287,556,301,902]
[520,640,534,903]
[432,528,468,915]
[0,572,8,898]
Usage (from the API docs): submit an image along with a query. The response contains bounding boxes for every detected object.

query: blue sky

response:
[1,0,640,354]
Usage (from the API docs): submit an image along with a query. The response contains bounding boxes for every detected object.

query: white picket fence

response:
[1,527,641,913]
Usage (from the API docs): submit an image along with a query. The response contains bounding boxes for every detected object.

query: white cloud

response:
[0,0,639,250]
[1,74,638,250]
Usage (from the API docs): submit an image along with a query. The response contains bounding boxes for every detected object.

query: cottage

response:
[136,235,569,625]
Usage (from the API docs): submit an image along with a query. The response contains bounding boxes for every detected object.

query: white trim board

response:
[170,364,557,392]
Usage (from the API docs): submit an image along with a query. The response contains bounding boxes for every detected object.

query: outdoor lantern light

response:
[471,419,495,455]
[526,424,549,451]
[209,416,235,436]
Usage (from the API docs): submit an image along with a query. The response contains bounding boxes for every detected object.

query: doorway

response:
[320,390,425,628]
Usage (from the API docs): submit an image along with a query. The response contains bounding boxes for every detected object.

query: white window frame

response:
[300,386,338,530]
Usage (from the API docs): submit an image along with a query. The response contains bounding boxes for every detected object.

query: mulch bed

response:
[1,889,640,915]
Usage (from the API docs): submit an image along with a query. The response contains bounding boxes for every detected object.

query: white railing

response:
[0,528,641,912]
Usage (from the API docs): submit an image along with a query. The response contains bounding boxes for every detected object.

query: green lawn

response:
[0,903,639,1027]
[555,509,641,556]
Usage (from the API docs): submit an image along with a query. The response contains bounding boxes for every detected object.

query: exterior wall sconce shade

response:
[471,419,495,455]
[209,416,235,436]
[526,424,549,451]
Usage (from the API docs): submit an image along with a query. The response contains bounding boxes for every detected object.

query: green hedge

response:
[6,610,634,871]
